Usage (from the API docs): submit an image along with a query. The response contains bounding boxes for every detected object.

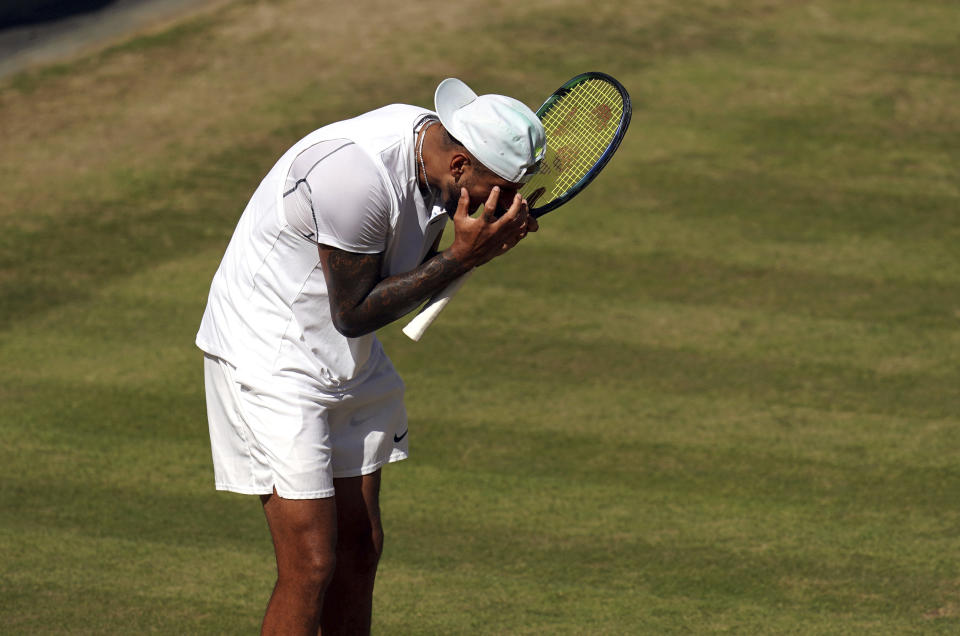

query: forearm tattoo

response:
[320,248,469,337]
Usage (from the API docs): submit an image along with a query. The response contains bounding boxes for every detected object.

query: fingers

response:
[497,199,531,252]
[450,186,537,268]
[454,187,471,220]
[494,196,528,245]
[481,187,526,224]
[516,201,532,240]
[499,192,524,224]
[482,186,504,221]
[518,198,530,225]
[525,203,539,233]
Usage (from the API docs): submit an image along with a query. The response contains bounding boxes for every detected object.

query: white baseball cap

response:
[434,78,546,183]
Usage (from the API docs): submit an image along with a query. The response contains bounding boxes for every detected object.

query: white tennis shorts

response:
[203,354,409,499]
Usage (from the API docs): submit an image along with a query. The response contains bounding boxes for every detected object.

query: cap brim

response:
[434,78,477,128]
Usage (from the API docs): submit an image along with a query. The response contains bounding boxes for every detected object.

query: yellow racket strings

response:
[522,79,624,205]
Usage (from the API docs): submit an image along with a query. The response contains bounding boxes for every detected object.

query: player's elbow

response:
[331,314,372,339]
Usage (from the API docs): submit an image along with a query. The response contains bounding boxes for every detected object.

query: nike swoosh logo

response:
[394,430,408,443]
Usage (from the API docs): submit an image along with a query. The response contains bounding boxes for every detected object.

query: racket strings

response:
[522,78,625,206]
[544,80,621,190]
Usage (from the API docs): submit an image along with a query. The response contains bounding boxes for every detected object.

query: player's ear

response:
[449,153,470,180]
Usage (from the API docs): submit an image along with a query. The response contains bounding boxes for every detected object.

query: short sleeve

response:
[283,140,391,254]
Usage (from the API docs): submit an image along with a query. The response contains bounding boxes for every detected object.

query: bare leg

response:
[260,491,338,636]
[320,470,384,636]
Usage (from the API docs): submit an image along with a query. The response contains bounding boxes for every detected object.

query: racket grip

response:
[402,270,475,341]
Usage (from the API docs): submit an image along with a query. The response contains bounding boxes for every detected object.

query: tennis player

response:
[196,78,545,635]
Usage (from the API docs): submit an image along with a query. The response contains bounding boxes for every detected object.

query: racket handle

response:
[402,270,475,341]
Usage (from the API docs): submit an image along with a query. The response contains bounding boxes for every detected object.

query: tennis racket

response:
[402,72,632,341]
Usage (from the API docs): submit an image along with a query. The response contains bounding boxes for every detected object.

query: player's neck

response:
[416,121,440,195]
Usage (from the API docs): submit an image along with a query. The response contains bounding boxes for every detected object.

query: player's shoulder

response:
[290,138,374,176]
[347,104,437,132]
[367,103,435,117]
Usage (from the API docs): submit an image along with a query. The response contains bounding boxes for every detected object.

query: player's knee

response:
[282,546,337,590]
[308,550,338,586]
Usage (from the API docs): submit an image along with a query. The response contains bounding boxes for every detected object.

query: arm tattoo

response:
[319,247,469,338]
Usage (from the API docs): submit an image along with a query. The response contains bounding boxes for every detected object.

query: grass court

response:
[1,0,958,633]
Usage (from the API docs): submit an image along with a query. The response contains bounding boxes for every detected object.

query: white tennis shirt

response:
[196,105,448,392]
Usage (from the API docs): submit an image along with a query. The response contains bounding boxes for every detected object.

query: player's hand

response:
[447,187,533,269]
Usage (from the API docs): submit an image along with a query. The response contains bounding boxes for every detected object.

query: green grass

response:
[1,0,959,633]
